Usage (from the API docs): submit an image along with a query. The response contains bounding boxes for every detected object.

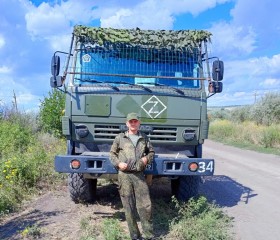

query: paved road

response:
[201,140,280,240]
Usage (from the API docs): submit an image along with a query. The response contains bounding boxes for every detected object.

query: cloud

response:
[101,8,134,29]
[230,0,280,54]
[25,1,101,41]
[0,35,5,48]
[209,21,257,59]
[233,92,246,97]
[208,53,280,106]
[158,0,230,16]
[207,0,280,61]
[17,92,39,105]
[100,0,231,29]
[25,2,70,38]
[0,74,44,112]
[100,2,174,29]
[48,34,73,52]
[224,53,280,84]
[260,78,280,87]
[0,66,12,74]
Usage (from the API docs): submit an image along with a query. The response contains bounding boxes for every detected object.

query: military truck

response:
[50,25,224,203]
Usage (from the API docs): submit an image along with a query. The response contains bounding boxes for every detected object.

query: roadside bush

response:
[208,108,230,121]
[229,105,251,123]
[210,92,280,126]
[208,92,280,153]
[209,119,235,140]
[0,119,34,157]
[0,136,65,214]
[250,92,280,125]
[0,105,38,131]
[168,196,233,240]
[260,125,280,148]
[38,89,65,137]
[209,119,280,152]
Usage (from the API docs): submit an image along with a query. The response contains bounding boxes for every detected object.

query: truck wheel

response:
[171,175,201,201]
[68,173,97,203]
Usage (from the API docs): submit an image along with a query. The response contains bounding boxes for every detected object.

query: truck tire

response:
[171,144,202,201]
[68,173,97,203]
[171,175,201,201]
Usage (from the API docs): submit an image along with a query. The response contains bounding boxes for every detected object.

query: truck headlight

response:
[182,129,196,141]
[75,124,89,138]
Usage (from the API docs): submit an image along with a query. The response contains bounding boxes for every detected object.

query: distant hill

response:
[208,105,249,111]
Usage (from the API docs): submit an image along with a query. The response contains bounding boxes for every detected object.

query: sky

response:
[0,0,280,112]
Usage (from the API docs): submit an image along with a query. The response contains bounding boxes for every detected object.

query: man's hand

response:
[141,156,148,165]
[118,162,128,171]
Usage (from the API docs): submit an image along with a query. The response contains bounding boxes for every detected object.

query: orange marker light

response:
[71,159,81,169]
[189,162,198,172]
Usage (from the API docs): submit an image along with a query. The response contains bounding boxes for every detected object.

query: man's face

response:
[126,119,140,131]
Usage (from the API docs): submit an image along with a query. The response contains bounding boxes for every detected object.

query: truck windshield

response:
[73,46,201,89]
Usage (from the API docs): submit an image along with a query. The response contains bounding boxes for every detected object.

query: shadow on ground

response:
[0,209,64,240]
[199,175,257,207]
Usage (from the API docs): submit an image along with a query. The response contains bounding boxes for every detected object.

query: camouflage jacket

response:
[109,131,154,172]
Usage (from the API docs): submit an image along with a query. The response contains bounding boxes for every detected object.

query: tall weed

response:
[209,119,280,152]
[168,196,233,240]
[260,125,280,148]
[219,92,280,125]
[0,119,65,215]
[102,218,129,240]
[0,120,33,156]
[209,120,235,140]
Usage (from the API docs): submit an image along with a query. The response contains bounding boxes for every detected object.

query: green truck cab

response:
[51,26,224,203]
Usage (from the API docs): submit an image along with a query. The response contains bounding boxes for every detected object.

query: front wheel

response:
[171,175,201,201]
[68,173,97,203]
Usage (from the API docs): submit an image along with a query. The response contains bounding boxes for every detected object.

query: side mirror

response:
[50,76,63,88]
[212,60,224,81]
[51,55,60,76]
[208,81,223,93]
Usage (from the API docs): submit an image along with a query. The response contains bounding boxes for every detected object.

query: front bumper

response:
[54,152,214,176]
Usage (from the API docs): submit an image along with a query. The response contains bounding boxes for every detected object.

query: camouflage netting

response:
[73,25,212,50]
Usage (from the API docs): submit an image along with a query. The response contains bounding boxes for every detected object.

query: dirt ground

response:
[0,178,173,240]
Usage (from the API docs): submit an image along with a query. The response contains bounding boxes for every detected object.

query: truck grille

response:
[94,125,177,142]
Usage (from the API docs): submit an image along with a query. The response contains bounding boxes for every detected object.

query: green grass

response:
[0,126,66,215]
[79,215,130,240]
[21,224,42,239]
[209,120,280,155]
[102,218,130,240]
[80,216,98,240]
[77,196,233,240]
[166,196,233,240]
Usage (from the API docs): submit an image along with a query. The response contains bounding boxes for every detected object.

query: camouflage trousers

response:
[118,171,153,239]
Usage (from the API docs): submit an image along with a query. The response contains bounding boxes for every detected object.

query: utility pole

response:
[253,91,258,104]
[13,90,18,112]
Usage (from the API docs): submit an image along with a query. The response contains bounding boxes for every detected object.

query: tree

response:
[39,89,65,137]
[250,92,280,125]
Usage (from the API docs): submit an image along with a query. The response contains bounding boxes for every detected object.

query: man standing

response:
[110,112,154,240]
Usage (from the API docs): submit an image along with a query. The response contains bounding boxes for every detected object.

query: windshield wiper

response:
[136,82,185,95]
[74,78,119,91]
[107,81,153,93]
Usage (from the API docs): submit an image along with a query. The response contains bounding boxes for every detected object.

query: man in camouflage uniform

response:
[110,112,154,240]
